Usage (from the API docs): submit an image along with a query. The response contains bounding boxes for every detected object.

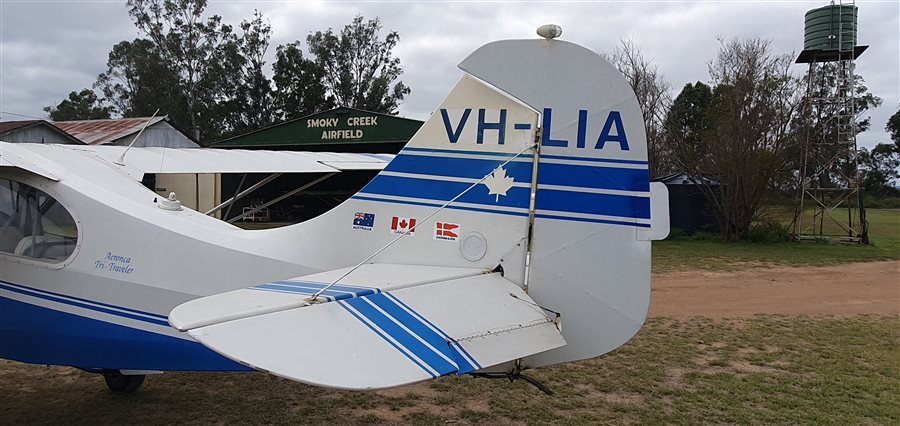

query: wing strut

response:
[205,173,281,216]
[225,173,337,224]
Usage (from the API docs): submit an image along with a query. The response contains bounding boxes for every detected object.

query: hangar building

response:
[209,107,423,223]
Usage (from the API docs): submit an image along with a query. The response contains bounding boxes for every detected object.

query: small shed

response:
[654,173,720,235]
[211,107,423,153]
[0,120,82,144]
[53,116,199,148]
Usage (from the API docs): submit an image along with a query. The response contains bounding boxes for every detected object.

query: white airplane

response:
[0,29,669,394]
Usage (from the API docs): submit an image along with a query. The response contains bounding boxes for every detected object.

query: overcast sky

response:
[1,0,897,148]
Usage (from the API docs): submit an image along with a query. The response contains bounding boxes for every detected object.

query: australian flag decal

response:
[353,212,375,231]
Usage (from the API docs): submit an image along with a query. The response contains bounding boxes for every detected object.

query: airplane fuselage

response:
[0,149,317,371]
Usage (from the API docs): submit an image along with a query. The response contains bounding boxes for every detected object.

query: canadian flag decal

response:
[434,222,460,241]
[391,216,417,235]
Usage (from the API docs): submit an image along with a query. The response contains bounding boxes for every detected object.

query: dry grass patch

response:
[1,316,897,425]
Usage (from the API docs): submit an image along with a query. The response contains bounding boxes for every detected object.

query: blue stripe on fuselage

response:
[0,295,249,371]
[0,281,169,326]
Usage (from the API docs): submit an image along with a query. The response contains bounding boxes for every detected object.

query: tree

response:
[273,41,333,121]
[887,108,900,153]
[859,109,900,194]
[95,39,186,122]
[123,0,238,141]
[216,10,278,136]
[604,39,673,178]
[859,143,900,194]
[43,89,113,121]
[78,4,411,143]
[665,82,713,168]
[668,37,801,241]
[306,15,410,114]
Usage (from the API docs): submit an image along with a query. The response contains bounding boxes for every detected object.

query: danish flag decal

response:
[434,222,460,241]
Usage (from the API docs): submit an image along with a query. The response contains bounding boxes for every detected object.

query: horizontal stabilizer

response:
[171,268,565,390]
[169,264,485,331]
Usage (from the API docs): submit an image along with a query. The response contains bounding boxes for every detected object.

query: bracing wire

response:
[307,142,538,302]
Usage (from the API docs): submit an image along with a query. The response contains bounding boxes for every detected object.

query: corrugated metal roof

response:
[1,120,84,144]
[0,120,41,134]
[53,116,167,145]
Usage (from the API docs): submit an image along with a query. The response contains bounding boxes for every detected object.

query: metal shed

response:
[53,116,199,148]
[654,173,720,235]
[0,120,82,144]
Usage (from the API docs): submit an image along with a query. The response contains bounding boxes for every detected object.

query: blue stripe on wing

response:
[339,292,482,377]
[343,295,457,376]
[250,280,379,302]
[382,292,481,373]
[337,301,437,378]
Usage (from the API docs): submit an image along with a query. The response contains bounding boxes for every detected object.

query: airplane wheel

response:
[103,371,145,394]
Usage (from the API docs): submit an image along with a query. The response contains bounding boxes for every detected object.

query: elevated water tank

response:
[804,4,858,52]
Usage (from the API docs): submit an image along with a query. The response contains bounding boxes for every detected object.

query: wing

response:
[170,264,566,390]
[65,145,393,175]
[0,142,61,181]
[0,142,391,181]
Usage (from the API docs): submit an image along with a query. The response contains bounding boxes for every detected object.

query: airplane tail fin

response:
[176,36,670,388]
[456,39,667,367]
[342,38,669,367]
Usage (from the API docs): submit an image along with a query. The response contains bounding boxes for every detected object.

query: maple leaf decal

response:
[483,166,515,202]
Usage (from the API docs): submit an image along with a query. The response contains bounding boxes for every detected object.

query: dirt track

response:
[649,260,900,318]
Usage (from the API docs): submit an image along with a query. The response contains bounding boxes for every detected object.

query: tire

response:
[103,371,146,394]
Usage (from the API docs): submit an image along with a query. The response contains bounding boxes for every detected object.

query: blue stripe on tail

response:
[385,153,533,182]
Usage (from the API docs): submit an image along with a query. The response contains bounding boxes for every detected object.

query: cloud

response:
[1,1,896,147]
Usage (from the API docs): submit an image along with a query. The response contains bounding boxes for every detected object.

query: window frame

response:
[0,174,82,270]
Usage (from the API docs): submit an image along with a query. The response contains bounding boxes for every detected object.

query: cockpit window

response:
[0,179,78,263]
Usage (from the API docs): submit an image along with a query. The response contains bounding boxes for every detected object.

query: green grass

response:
[2,316,897,425]
[654,208,900,272]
